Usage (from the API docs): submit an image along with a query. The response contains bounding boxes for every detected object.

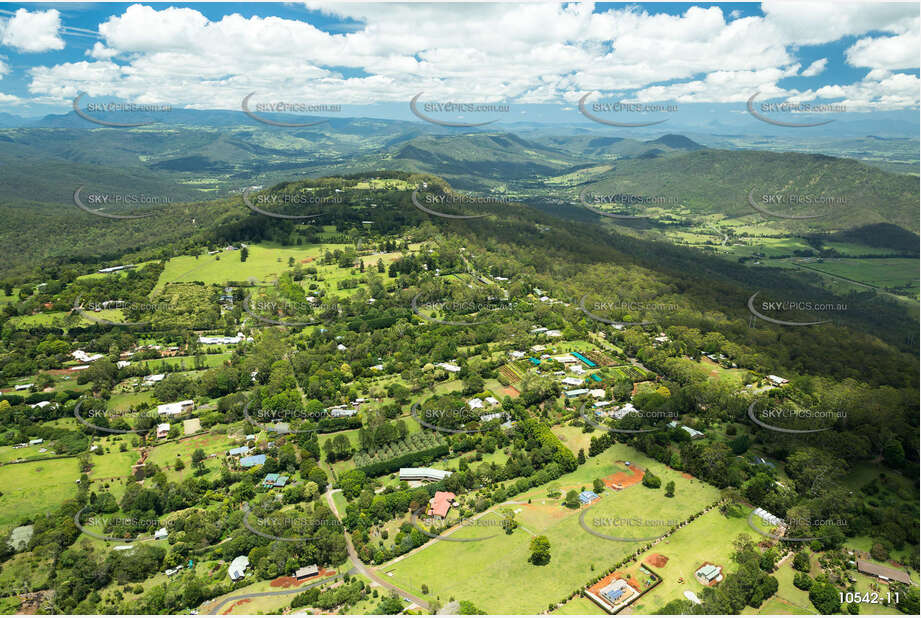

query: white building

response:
[767,375,789,385]
[484,396,500,407]
[144,374,166,384]
[228,555,250,581]
[399,467,452,482]
[561,377,584,387]
[467,398,484,409]
[72,350,104,363]
[157,400,195,416]
[438,362,461,373]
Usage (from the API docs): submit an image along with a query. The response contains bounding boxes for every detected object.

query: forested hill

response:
[5,171,917,388]
[580,149,920,236]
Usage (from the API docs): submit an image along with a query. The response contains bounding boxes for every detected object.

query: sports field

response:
[380,444,719,613]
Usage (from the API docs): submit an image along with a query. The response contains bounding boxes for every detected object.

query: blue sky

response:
[0,2,917,123]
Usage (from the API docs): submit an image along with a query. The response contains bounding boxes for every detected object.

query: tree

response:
[191,448,206,473]
[592,478,604,494]
[643,471,661,489]
[577,449,586,465]
[240,247,249,262]
[529,535,551,565]
[793,550,811,572]
[793,572,812,590]
[374,594,403,614]
[809,581,841,615]
[458,600,486,614]
[563,489,580,509]
[665,481,675,497]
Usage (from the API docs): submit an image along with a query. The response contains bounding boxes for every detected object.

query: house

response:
[240,454,267,468]
[154,527,169,540]
[329,408,357,417]
[593,401,612,408]
[767,375,789,385]
[654,335,670,344]
[262,473,289,488]
[856,560,912,585]
[569,364,586,375]
[371,364,384,371]
[545,330,562,337]
[588,389,606,399]
[554,354,578,364]
[157,400,195,416]
[228,555,250,581]
[509,350,525,359]
[97,264,135,274]
[578,490,599,504]
[484,396,500,407]
[753,507,784,526]
[294,565,319,581]
[144,373,166,384]
[530,345,546,352]
[562,377,584,387]
[668,421,705,439]
[480,412,502,422]
[29,401,52,409]
[72,350,104,363]
[116,360,131,368]
[156,423,170,439]
[611,403,638,420]
[399,467,452,482]
[227,446,250,457]
[564,388,590,398]
[467,398,485,409]
[696,564,722,583]
[199,333,248,345]
[427,491,457,519]
[14,383,33,391]
[337,343,347,351]
[437,362,461,373]
[531,327,548,334]
[28,439,43,446]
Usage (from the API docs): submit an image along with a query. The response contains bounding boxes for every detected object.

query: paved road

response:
[325,489,431,610]
[203,570,354,615]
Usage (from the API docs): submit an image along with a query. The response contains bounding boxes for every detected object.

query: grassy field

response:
[550,594,607,615]
[550,424,594,456]
[789,258,919,297]
[0,458,80,526]
[146,432,238,481]
[380,444,719,614]
[627,507,754,613]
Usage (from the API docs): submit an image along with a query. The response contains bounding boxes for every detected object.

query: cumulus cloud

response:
[0,8,64,53]
[801,58,827,77]
[6,2,919,111]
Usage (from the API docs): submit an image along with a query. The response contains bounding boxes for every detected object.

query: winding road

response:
[325,489,431,610]
[204,570,354,615]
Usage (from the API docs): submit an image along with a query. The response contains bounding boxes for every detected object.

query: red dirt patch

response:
[270,576,298,588]
[602,463,644,490]
[503,386,520,398]
[645,553,669,568]
[681,472,694,480]
[301,257,315,263]
[221,599,251,615]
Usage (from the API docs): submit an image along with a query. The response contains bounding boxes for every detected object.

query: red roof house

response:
[427,491,456,519]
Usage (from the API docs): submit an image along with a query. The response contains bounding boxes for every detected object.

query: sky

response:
[0,1,917,123]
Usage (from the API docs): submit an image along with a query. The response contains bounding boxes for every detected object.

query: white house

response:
[467,398,484,409]
[767,375,789,385]
[228,555,250,581]
[561,377,584,387]
[438,362,461,373]
[157,400,195,416]
[13,383,33,391]
[484,396,500,407]
[156,423,171,439]
[588,389,606,399]
[72,350,104,363]
[144,374,166,384]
